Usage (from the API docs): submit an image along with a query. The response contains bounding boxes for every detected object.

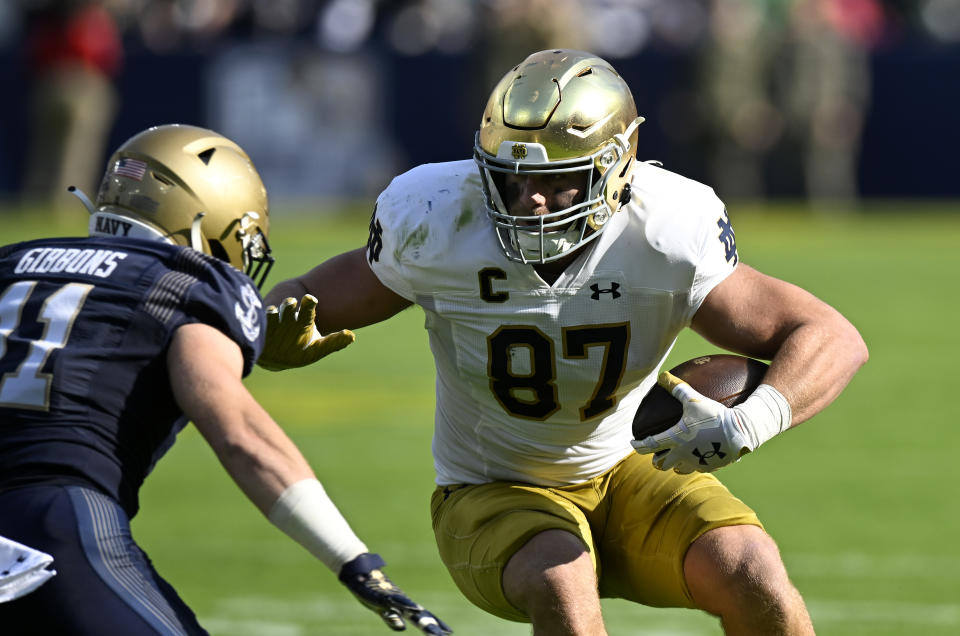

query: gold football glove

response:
[257,295,355,371]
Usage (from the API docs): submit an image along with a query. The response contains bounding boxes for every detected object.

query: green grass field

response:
[5,200,960,635]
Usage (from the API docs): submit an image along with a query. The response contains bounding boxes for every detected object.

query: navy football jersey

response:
[0,237,265,517]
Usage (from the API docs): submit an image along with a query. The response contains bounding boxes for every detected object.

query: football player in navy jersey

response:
[259,50,868,634]
[0,124,451,636]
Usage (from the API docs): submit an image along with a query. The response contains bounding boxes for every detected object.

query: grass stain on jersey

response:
[456,172,483,232]
[395,223,430,261]
[455,203,474,231]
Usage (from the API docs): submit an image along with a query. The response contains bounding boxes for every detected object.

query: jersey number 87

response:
[487,322,630,422]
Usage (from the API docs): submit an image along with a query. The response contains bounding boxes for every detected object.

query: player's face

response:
[503,173,587,220]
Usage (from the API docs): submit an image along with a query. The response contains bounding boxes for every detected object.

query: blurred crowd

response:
[3,0,958,210]
[5,0,955,56]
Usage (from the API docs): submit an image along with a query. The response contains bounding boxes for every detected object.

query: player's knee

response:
[503,529,596,614]
[685,525,796,616]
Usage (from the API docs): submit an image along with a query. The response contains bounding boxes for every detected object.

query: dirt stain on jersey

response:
[455,173,482,232]
[395,223,429,262]
[454,203,474,231]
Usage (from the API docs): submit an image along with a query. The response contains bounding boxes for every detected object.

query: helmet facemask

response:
[193,209,275,289]
[236,213,274,289]
[475,129,640,264]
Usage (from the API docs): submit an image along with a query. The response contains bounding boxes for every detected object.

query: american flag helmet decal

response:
[114,157,148,181]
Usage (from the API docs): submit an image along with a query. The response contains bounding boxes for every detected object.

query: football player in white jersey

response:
[261,50,868,635]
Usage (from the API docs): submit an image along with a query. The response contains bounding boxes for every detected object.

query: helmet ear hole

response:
[197,148,216,165]
[207,239,230,264]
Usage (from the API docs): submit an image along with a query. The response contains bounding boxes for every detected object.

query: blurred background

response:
[1,0,958,217]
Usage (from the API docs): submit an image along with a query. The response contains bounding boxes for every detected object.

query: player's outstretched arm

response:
[167,323,450,634]
[265,249,412,332]
[258,249,410,371]
[257,294,355,371]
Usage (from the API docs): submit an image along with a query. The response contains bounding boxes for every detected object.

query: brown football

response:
[633,354,769,439]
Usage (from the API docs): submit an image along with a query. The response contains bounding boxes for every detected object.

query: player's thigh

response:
[431,482,595,622]
[0,485,207,636]
[597,453,762,608]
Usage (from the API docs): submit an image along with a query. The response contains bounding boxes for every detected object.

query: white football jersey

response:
[368,159,738,486]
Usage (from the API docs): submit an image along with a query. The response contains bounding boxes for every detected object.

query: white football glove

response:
[631,371,791,474]
[257,295,355,371]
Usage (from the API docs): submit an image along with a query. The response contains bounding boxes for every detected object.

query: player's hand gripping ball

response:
[633,355,768,438]
[632,355,768,473]
[257,294,355,371]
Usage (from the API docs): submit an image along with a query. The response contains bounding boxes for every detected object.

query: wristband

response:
[338,552,386,582]
[732,384,792,450]
[267,478,367,573]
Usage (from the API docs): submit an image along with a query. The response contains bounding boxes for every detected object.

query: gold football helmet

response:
[475,49,645,264]
[87,124,274,287]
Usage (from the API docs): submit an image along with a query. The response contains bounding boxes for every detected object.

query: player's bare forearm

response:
[168,323,315,515]
[757,311,867,424]
[265,248,412,333]
[693,264,868,426]
[263,276,310,308]
[201,396,317,516]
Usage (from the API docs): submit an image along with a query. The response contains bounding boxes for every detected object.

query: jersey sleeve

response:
[364,167,430,301]
[687,195,739,320]
[637,164,739,325]
[159,249,266,377]
[365,207,414,301]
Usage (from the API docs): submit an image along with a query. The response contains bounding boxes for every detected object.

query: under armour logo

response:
[692,442,726,465]
[367,208,383,263]
[590,282,621,300]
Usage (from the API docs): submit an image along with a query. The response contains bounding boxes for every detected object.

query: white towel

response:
[0,535,56,603]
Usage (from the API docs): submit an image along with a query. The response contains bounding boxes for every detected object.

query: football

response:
[633,354,769,439]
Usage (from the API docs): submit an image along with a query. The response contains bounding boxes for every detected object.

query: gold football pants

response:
[431,451,762,621]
